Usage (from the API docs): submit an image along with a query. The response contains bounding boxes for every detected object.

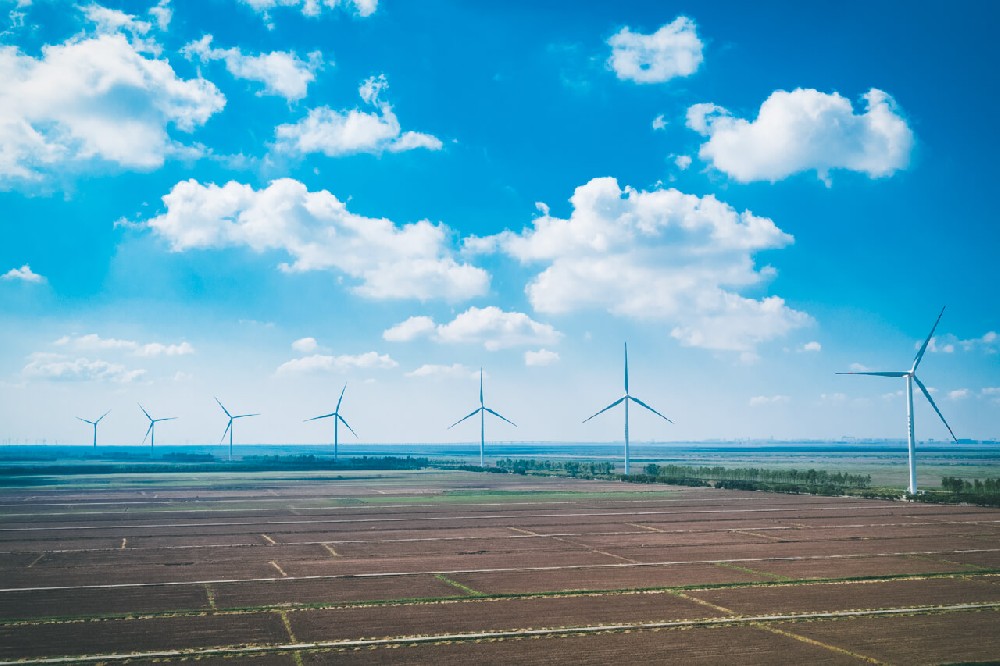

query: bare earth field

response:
[0,470,998,664]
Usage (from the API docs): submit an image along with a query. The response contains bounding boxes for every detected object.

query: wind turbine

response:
[215,397,259,462]
[448,369,517,467]
[305,384,356,462]
[837,306,957,494]
[76,410,110,448]
[138,404,176,452]
[583,343,672,475]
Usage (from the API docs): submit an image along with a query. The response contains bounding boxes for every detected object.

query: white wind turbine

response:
[837,306,957,494]
[138,404,176,451]
[448,369,516,467]
[305,384,356,462]
[584,343,672,475]
[76,410,110,448]
[215,397,259,462]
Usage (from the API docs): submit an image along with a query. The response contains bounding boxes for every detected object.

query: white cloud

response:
[149,1,172,31]
[240,0,377,22]
[948,389,970,400]
[800,341,822,352]
[183,35,322,101]
[469,177,809,354]
[53,333,194,357]
[607,16,703,84]
[820,392,848,403]
[292,337,319,353]
[674,155,692,170]
[383,306,562,351]
[274,74,441,156]
[929,331,998,355]
[525,349,559,367]
[848,362,870,372]
[276,351,397,375]
[687,88,913,184]
[383,316,436,342]
[406,363,477,379]
[22,352,145,383]
[0,33,224,187]
[749,394,789,407]
[2,264,44,283]
[652,114,666,130]
[144,177,488,301]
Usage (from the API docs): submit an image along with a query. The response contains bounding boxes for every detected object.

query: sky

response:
[1,0,998,447]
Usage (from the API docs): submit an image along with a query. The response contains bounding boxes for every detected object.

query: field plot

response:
[1,470,999,664]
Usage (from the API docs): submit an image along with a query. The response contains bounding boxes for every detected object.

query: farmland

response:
[1,470,999,664]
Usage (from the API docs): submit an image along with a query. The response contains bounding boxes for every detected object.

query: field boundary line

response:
[5,548,1000,593]
[25,553,45,568]
[755,624,887,664]
[434,574,483,597]
[2,602,997,664]
[269,561,287,577]
[260,534,276,545]
[321,543,339,557]
[713,561,790,581]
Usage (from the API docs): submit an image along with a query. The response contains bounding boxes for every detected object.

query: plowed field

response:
[1,470,998,664]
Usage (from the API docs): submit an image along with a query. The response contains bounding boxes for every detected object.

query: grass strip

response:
[434,574,484,597]
[714,561,793,581]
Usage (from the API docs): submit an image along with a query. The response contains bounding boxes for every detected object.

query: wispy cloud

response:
[384,306,561,351]
[405,363,478,379]
[524,349,559,367]
[276,351,397,375]
[2,264,45,283]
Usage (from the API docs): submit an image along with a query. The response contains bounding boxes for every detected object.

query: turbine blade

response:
[338,414,358,438]
[305,412,336,422]
[913,375,958,441]
[912,306,946,373]
[836,371,908,377]
[76,417,93,424]
[137,403,152,421]
[479,369,484,406]
[158,417,178,422]
[448,408,482,429]
[629,395,673,423]
[141,422,153,444]
[624,342,629,394]
[214,397,232,418]
[484,407,517,427]
[336,384,347,412]
[583,397,625,424]
[220,421,232,444]
[96,410,111,424]
[234,413,260,419]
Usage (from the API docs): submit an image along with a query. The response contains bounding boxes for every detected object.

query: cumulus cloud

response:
[467,177,809,355]
[607,16,703,84]
[948,389,969,400]
[652,114,666,130]
[687,88,913,184]
[183,35,322,101]
[406,363,478,379]
[524,349,559,367]
[22,352,145,383]
[749,394,790,407]
[0,31,224,187]
[143,177,488,301]
[2,264,45,283]
[674,155,692,170]
[276,351,396,375]
[292,337,319,353]
[800,341,822,352]
[54,333,194,357]
[928,331,998,355]
[383,306,562,351]
[240,0,377,23]
[274,74,441,156]
[982,388,1000,405]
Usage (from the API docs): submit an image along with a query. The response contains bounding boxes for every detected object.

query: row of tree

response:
[638,463,872,488]
[941,476,1000,495]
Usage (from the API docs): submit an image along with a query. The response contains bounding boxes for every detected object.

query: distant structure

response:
[76,410,110,448]
[584,343,672,475]
[138,404,176,451]
[215,397,259,462]
[306,384,356,462]
[448,369,516,467]
[838,306,957,494]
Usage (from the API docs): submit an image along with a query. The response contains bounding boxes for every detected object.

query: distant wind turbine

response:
[448,369,516,467]
[583,343,672,475]
[305,384,356,462]
[837,306,957,494]
[76,410,110,448]
[215,397,259,462]
[138,404,176,451]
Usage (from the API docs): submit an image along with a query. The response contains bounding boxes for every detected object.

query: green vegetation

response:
[906,477,1000,507]
[630,463,872,495]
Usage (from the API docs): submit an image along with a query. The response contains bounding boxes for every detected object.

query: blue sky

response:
[1,0,997,446]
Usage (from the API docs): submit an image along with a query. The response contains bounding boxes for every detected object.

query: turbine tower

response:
[76,410,110,448]
[448,369,516,467]
[838,306,957,494]
[215,397,259,462]
[306,384,356,462]
[583,343,672,475]
[138,404,176,452]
